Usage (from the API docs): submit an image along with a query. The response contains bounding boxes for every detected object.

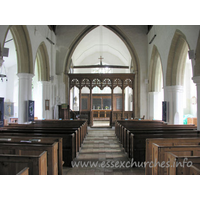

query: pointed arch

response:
[81,78,90,89]
[102,78,112,89]
[4,25,33,74]
[194,31,200,76]
[63,25,140,117]
[148,45,163,92]
[35,42,50,81]
[166,30,190,86]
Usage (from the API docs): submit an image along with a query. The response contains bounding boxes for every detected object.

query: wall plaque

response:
[27,100,34,122]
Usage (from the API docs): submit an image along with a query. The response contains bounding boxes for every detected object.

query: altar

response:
[92,109,111,121]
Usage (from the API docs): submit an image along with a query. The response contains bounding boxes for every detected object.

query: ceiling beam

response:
[73,65,129,69]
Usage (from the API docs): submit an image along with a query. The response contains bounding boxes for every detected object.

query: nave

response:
[63,127,145,175]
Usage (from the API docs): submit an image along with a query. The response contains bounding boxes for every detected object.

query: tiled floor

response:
[63,127,145,175]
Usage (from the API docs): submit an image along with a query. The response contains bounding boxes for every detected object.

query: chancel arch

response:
[64,25,140,118]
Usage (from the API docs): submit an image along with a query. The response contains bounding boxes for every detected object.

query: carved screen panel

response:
[113,79,122,89]
[71,79,80,89]
[103,98,111,110]
[116,98,122,110]
[124,79,132,89]
[81,79,90,89]
[82,98,88,110]
[93,98,101,109]
[102,78,112,89]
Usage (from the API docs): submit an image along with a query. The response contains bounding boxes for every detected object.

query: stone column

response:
[163,85,184,124]
[148,92,155,120]
[192,76,200,130]
[17,73,34,124]
[148,91,163,120]
[122,82,125,119]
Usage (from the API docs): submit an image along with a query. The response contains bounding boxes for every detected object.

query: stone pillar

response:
[148,92,155,120]
[17,73,34,124]
[192,76,200,130]
[148,91,163,120]
[122,82,125,119]
[164,85,184,124]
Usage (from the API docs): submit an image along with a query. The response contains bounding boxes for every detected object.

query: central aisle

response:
[63,127,145,175]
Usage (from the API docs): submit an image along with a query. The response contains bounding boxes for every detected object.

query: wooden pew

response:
[5,120,88,154]
[145,137,200,175]
[0,141,58,175]
[115,121,199,163]
[17,167,29,175]
[166,152,200,175]
[0,130,75,167]
[0,151,47,175]
[0,136,63,175]
[152,144,200,175]
[115,120,197,145]
[3,128,80,156]
[190,164,200,175]
[129,131,199,162]
[1,119,88,167]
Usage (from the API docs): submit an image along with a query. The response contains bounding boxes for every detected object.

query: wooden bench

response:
[166,152,200,175]
[190,164,200,175]
[115,121,199,163]
[17,167,29,175]
[145,137,200,175]
[1,120,88,167]
[2,127,81,156]
[0,131,74,167]
[152,144,200,175]
[5,120,88,155]
[0,136,63,175]
[0,151,47,175]
[0,141,58,175]
[115,120,197,144]
[0,129,79,167]
[129,131,199,162]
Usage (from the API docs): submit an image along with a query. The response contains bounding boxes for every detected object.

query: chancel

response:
[0,25,200,175]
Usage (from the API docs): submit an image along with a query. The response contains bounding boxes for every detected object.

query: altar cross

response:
[98,56,104,65]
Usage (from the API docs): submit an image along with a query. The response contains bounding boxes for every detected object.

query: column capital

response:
[17,73,34,79]
[40,81,51,86]
[192,76,200,84]
[163,85,184,93]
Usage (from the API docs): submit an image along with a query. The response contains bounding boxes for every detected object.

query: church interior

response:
[0,19,199,200]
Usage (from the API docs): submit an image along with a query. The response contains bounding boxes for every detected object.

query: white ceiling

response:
[71,26,131,67]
